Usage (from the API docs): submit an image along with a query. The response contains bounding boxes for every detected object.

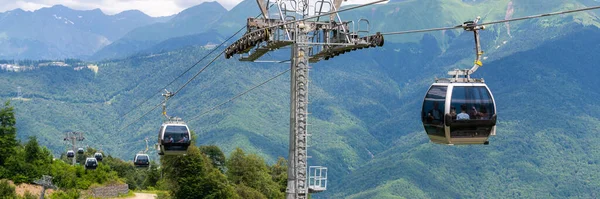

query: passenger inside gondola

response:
[450,106,457,120]
[457,104,470,120]
[163,126,188,144]
[427,101,443,124]
[476,106,489,119]
[178,135,189,143]
[469,106,478,119]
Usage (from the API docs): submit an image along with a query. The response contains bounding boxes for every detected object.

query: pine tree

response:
[226,148,284,199]
[162,146,237,199]
[199,145,226,172]
[0,101,18,166]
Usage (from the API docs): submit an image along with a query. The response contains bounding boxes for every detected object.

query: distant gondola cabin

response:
[94,153,103,161]
[157,118,191,155]
[85,158,98,170]
[134,154,150,167]
[66,150,75,158]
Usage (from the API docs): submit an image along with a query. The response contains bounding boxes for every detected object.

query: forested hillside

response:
[0,102,288,198]
[329,26,600,198]
[1,0,600,198]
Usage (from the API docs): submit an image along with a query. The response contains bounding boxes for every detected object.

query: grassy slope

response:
[0,0,599,197]
[332,27,600,198]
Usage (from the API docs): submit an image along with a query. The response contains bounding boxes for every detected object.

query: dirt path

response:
[127,193,157,199]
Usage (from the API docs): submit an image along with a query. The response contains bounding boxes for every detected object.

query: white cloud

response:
[0,0,386,17]
[0,0,241,17]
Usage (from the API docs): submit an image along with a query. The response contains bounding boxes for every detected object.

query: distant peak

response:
[115,9,150,18]
[182,1,226,13]
[202,1,221,5]
[9,8,25,13]
[195,1,226,10]
[49,4,77,12]
[51,4,68,9]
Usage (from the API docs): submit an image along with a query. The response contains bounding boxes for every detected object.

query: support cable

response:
[120,101,164,131]
[172,48,226,96]
[188,68,291,122]
[380,5,600,36]
[119,33,237,130]
[118,25,249,120]
[121,0,384,125]
[116,13,264,132]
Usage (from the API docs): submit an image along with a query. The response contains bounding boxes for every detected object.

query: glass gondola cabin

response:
[134,154,150,167]
[66,150,75,158]
[94,153,103,161]
[421,79,497,145]
[77,148,84,154]
[157,118,191,155]
[85,158,98,170]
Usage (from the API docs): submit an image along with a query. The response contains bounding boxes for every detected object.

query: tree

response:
[0,179,16,198]
[235,184,267,199]
[270,157,288,193]
[50,161,77,189]
[0,101,18,166]
[23,136,53,181]
[142,161,161,189]
[226,148,284,199]
[199,145,226,172]
[161,146,237,199]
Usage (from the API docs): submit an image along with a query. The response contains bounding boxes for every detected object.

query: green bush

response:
[0,179,16,198]
[48,189,80,199]
[19,191,36,199]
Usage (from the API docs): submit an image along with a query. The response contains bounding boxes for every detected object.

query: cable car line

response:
[118,24,250,120]
[172,46,227,96]
[118,45,225,136]
[117,3,599,131]
[188,68,291,123]
[121,67,289,143]
[120,100,164,131]
[117,11,268,126]
[380,5,600,36]
[109,3,600,152]
[115,12,265,135]
[107,1,385,138]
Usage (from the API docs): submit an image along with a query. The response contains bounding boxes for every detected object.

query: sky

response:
[0,0,378,17]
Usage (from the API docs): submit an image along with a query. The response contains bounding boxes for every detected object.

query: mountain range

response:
[91,2,228,60]
[0,5,174,59]
[1,0,600,198]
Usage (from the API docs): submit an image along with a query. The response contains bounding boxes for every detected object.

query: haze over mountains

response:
[2,0,600,198]
[0,5,174,59]
[0,1,230,60]
[92,1,228,60]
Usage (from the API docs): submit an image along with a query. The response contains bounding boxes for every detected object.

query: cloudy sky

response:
[0,0,376,17]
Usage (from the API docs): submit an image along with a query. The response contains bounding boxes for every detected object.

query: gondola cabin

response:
[85,158,98,170]
[94,153,103,161]
[157,117,191,155]
[66,150,75,158]
[77,148,84,154]
[134,154,150,167]
[421,78,497,145]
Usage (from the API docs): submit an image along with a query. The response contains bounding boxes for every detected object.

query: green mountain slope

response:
[92,2,227,60]
[330,27,600,198]
[0,1,600,198]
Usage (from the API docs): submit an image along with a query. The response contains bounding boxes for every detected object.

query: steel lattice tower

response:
[225,0,384,198]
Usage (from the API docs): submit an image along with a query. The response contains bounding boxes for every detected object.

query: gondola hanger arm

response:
[447,17,485,80]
